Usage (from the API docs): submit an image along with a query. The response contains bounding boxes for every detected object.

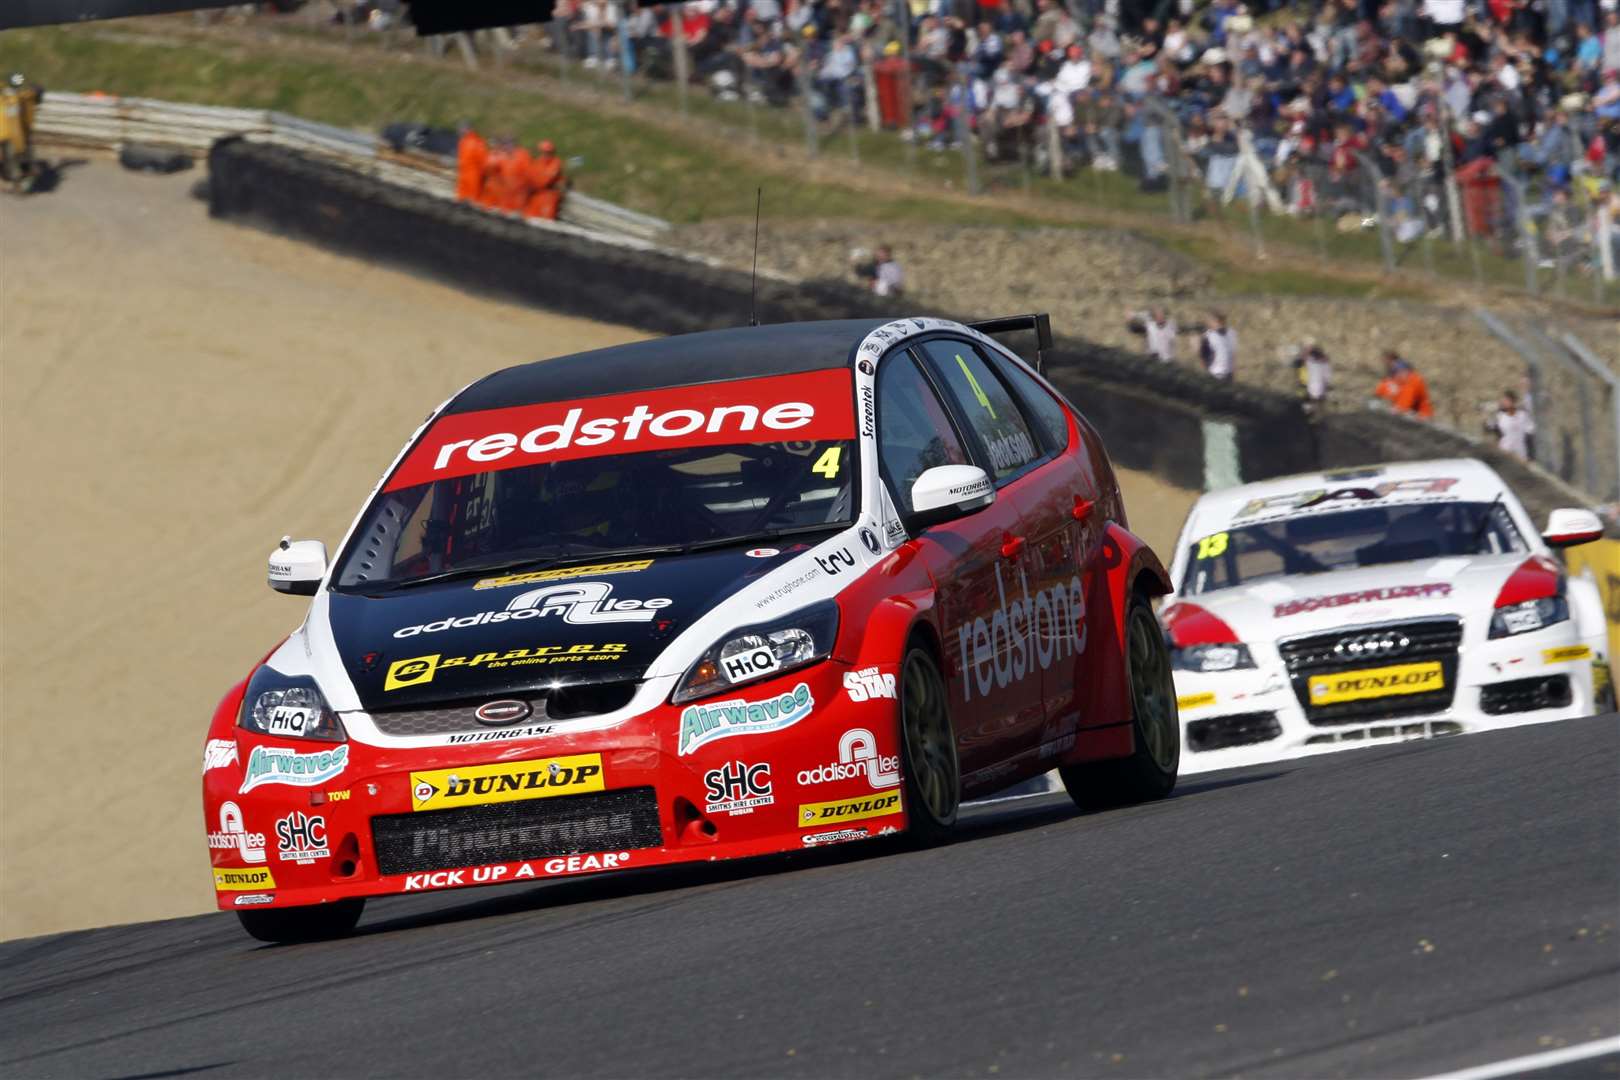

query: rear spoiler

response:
[967,313,1053,374]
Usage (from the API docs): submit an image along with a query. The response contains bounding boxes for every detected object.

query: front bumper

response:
[1174,622,1604,775]
[205,661,907,910]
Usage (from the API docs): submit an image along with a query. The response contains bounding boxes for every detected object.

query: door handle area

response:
[1000,534,1026,559]
[1072,496,1095,522]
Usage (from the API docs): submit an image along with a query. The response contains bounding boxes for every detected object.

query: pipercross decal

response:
[957,564,1087,702]
[410,754,605,811]
[678,683,814,756]
[1274,583,1452,618]
[799,728,900,788]
[207,801,266,863]
[394,582,672,639]
[384,644,629,690]
[239,745,350,793]
[798,790,902,828]
[385,370,855,490]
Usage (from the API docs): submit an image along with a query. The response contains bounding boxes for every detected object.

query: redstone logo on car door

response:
[386,369,856,490]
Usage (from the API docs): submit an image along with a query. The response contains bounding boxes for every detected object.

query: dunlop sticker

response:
[410,754,605,812]
[213,866,276,892]
[797,790,903,829]
[1177,691,1216,711]
[1308,661,1443,706]
[1542,645,1592,664]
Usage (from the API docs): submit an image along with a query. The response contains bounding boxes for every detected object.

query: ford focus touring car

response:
[1163,459,1611,773]
[204,316,1181,942]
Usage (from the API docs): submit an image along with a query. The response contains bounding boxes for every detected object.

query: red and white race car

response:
[204,316,1180,941]
[1163,459,1612,773]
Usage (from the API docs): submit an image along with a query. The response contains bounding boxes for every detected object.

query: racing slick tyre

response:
[1060,592,1179,811]
[899,645,960,845]
[236,899,365,944]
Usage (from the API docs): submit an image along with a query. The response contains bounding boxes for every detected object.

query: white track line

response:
[1417,1035,1620,1080]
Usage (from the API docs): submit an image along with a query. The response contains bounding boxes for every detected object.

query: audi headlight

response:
[673,601,839,704]
[237,669,346,742]
[1489,596,1569,639]
[1171,643,1257,673]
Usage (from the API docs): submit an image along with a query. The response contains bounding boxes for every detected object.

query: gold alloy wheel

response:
[902,651,959,824]
[1129,603,1179,773]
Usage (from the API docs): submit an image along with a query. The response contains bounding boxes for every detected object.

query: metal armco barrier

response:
[32,91,671,244]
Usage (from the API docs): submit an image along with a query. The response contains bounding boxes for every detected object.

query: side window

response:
[876,352,971,514]
[984,349,1071,450]
[919,339,1041,483]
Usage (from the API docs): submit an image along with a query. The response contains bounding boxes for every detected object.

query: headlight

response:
[1488,596,1569,639]
[237,669,346,742]
[1171,643,1257,673]
[673,601,839,704]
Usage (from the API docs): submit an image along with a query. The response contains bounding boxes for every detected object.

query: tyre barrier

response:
[203,137,1601,528]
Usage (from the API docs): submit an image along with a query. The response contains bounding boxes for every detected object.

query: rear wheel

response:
[899,645,960,844]
[1060,592,1179,810]
[236,898,365,944]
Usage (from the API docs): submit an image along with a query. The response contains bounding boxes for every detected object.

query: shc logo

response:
[703,761,774,815]
[274,811,330,865]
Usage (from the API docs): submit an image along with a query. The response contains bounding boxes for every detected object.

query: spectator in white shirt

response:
[1487,389,1532,459]
[1519,374,1537,461]
[1292,340,1331,414]
[1126,308,1179,362]
[852,244,905,297]
[1054,45,1092,95]
[1199,311,1237,380]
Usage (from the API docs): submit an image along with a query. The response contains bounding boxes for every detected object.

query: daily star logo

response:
[386,370,855,490]
[393,581,672,638]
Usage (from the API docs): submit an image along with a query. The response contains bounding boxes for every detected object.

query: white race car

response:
[1163,459,1612,772]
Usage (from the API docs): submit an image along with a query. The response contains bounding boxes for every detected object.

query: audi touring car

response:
[1162,460,1611,772]
[204,316,1181,942]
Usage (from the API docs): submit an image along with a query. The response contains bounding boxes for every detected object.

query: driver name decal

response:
[386,369,855,490]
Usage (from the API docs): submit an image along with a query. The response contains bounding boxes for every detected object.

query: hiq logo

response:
[721,645,780,683]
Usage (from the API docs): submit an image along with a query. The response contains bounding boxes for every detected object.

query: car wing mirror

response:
[904,465,995,533]
[268,537,328,595]
[1541,508,1605,549]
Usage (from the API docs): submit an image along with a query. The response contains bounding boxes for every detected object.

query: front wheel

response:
[237,898,365,944]
[899,646,960,844]
[1060,592,1180,810]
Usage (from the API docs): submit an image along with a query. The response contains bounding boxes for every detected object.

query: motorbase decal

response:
[410,754,605,811]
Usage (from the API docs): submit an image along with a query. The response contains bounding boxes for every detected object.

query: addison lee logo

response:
[394,581,671,639]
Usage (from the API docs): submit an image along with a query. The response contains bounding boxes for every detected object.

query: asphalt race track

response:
[3,716,1616,1080]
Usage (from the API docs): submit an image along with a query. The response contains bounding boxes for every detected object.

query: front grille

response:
[371,787,662,875]
[1278,618,1462,726]
[1480,675,1572,716]
[1187,712,1282,752]
[1304,720,1463,745]
[371,682,639,737]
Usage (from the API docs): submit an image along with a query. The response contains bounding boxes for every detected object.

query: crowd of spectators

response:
[542,0,1620,267]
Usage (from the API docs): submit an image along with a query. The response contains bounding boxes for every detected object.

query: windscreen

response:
[334,370,857,589]
[1182,501,1526,596]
